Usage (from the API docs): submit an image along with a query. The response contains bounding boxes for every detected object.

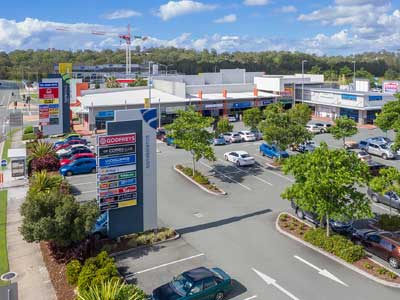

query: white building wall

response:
[186,83,255,95]
[294,74,324,83]
[221,69,246,84]
[254,77,281,92]
[70,78,82,104]
[153,79,186,98]
[310,91,365,108]
[201,73,223,84]
[355,79,370,92]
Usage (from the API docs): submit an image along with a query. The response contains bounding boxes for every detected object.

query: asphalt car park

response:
[64,123,400,299]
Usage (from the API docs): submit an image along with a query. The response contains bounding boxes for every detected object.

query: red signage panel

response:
[98,134,136,146]
[39,87,59,99]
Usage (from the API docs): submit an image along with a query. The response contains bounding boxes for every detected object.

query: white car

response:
[306,124,322,134]
[238,131,256,142]
[223,132,242,143]
[224,151,255,166]
[56,144,90,156]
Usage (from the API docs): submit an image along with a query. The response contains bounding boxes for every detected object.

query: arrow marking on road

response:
[294,255,348,287]
[252,268,300,300]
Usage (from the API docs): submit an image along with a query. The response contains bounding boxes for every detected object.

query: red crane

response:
[56,24,146,75]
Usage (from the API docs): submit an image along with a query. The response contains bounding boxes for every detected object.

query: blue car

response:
[59,158,96,176]
[92,213,108,239]
[259,143,289,159]
[166,137,181,148]
[213,135,226,146]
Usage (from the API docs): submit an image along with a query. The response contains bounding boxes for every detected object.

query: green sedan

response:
[151,267,233,300]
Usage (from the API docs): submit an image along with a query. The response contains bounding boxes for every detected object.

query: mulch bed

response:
[278,213,400,284]
[40,242,75,300]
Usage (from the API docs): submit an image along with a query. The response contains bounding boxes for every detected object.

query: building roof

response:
[309,88,384,96]
[78,88,277,108]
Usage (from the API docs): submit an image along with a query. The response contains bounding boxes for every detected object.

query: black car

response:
[58,147,93,159]
[367,188,400,211]
[291,200,354,234]
[365,160,387,177]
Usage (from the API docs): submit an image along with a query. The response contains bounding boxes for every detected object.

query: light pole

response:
[148,61,153,105]
[301,60,307,101]
[158,98,161,128]
[352,61,356,90]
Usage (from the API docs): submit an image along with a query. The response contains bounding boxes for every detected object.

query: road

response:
[0,80,21,137]
[67,136,400,300]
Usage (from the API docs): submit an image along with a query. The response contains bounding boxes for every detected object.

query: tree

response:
[370,167,400,215]
[215,117,233,137]
[308,65,321,74]
[20,190,99,247]
[282,143,372,236]
[242,107,263,130]
[323,69,338,82]
[375,96,400,150]
[30,141,55,159]
[166,108,215,174]
[105,77,120,88]
[329,116,358,147]
[29,170,63,194]
[340,65,352,78]
[384,69,399,80]
[259,103,312,150]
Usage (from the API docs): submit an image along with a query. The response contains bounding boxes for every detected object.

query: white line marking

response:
[242,296,258,300]
[133,253,205,275]
[294,255,348,287]
[252,268,300,300]
[74,190,96,194]
[71,181,96,186]
[217,159,273,186]
[372,203,400,215]
[200,161,252,191]
[253,154,295,182]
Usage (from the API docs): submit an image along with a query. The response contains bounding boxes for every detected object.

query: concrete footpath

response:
[4,130,56,300]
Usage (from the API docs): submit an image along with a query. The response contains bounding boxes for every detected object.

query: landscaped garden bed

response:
[277,213,400,285]
[175,164,226,195]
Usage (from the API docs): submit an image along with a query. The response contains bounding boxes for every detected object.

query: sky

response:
[0,0,400,55]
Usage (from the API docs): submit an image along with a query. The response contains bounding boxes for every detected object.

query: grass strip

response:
[0,190,8,286]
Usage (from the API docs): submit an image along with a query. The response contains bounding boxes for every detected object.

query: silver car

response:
[366,141,396,160]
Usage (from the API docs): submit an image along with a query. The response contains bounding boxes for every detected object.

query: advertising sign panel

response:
[39,81,60,126]
[59,63,73,74]
[99,185,137,198]
[98,154,136,168]
[98,164,136,175]
[98,144,136,157]
[98,134,136,146]
[383,81,399,94]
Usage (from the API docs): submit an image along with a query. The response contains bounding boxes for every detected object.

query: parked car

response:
[151,267,233,300]
[238,130,256,142]
[365,141,396,160]
[58,146,93,159]
[213,135,226,146]
[344,140,358,149]
[227,115,237,122]
[54,139,88,151]
[56,144,91,156]
[91,213,108,239]
[368,136,392,144]
[350,229,400,268]
[59,158,96,176]
[156,128,167,141]
[223,132,242,143]
[289,141,316,153]
[357,151,372,161]
[306,124,323,134]
[259,143,289,160]
[366,160,387,177]
[59,134,81,142]
[250,129,263,140]
[60,152,96,167]
[291,200,354,234]
[359,140,369,150]
[314,122,332,133]
[224,150,255,166]
[367,188,400,212]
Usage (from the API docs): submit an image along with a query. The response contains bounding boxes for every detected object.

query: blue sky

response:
[1,0,400,55]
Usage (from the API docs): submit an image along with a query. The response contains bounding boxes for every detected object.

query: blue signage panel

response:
[233,102,252,109]
[96,111,115,118]
[341,94,357,101]
[39,82,58,88]
[368,95,382,101]
[262,100,273,106]
[99,154,136,168]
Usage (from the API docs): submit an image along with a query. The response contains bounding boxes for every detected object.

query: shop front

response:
[95,110,114,130]
[340,107,359,122]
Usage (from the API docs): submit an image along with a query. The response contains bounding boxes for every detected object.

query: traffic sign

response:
[98,134,136,146]
[1,160,7,167]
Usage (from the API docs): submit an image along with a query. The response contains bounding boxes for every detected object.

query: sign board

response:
[96,111,114,118]
[368,95,383,101]
[1,160,7,167]
[144,98,151,108]
[39,82,60,127]
[204,103,223,109]
[97,108,157,238]
[9,110,23,127]
[232,102,252,109]
[383,81,400,94]
[11,159,25,177]
[59,63,73,74]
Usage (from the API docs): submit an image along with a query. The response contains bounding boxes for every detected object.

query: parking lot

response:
[64,122,400,299]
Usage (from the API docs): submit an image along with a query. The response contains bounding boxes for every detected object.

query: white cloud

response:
[156,1,216,21]
[278,5,297,13]
[243,0,269,6]
[103,10,142,20]
[214,14,237,23]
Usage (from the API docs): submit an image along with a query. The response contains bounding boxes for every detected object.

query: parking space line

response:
[70,181,96,186]
[242,296,258,300]
[199,161,252,191]
[133,253,205,275]
[73,190,97,195]
[217,159,273,186]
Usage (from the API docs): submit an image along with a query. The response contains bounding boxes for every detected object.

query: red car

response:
[60,153,96,166]
[54,139,87,151]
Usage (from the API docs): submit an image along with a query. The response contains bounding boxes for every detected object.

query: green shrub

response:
[23,133,36,141]
[279,214,288,222]
[363,262,373,270]
[77,251,119,293]
[378,214,400,231]
[66,259,82,285]
[24,126,33,134]
[337,245,365,263]
[388,272,398,280]
[377,267,387,275]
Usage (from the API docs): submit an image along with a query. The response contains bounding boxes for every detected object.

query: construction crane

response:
[56,24,147,75]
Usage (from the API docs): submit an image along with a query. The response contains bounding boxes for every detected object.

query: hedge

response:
[23,126,33,134]
[378,214,400,232]
[304,228,365,263]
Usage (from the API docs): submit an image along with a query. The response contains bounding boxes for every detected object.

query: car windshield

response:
[233,134,240,137]
[380,144,389,149]
[241,154,250,158]
[170,275,192,295]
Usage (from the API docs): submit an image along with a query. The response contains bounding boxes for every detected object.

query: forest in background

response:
[1,47,400,82]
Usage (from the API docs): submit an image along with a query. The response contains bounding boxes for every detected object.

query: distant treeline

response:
[1,47,400,81]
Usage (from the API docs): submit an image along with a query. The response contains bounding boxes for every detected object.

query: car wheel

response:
[289,145,294,151]
[91,168,96,174]
[389,257,399,269]
[320,129,324,134]
[215,292,224,300]
[236,161,241,167]
[296,209,305,219]
[224,155,228,161]
[382,153,388,160]
[261,151,265,156]
[66,171,73,177]
[371,194,379,203]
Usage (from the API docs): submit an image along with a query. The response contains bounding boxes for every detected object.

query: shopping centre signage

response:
[39,82,60,126]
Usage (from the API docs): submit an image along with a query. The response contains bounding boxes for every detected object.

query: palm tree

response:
[78,279,147,300]
[105,77,120,88]
[30,141,55,159]
[29,170,63,194]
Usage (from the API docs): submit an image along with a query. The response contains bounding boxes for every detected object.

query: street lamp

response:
[148,61,154,105]
[301,60,307,101]
[352,60,356,90]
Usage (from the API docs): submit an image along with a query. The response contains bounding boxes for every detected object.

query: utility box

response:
[8,148,27,178]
